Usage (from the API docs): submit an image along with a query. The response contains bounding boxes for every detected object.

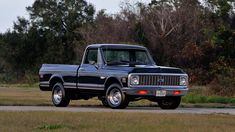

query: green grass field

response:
[0,84,235,107]
[0,84,235,132]
[0,112,235,132]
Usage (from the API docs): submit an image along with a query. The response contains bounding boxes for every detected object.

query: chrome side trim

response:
[40,81,49,85]
[64,82,76,86]
[39,81,49,87]
[64,86,77,89]
[77,87,104,90]
[77,83,104,88]
[42,79,105,90]
[77,83,104,90]
[40,84,50,87]
[62,82,77,89]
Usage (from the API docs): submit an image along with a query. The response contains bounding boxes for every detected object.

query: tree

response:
[0,17,42,77]
[80,9,136,44]
[0,0,95,81]
[26,0,95,63]
[139,0,203,66]
[202,0,235,63]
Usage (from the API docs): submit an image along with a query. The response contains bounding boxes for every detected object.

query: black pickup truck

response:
[39,44,188,109]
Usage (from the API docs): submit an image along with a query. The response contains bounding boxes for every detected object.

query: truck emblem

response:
[158,78,164,83]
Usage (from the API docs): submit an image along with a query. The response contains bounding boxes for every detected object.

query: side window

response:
[84,48,98,64]
[135,51,149,64]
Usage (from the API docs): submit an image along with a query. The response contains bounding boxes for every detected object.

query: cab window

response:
[84,48,98,64]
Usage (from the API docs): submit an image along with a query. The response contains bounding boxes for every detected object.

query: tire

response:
[101,98,109,107]
[106,83,129,109]
[158,96,181,110]
[52,83,70,107]
[98,96,109,107]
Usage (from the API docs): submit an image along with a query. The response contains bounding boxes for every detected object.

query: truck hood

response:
[130,65,185,74]
[105,65,185,74]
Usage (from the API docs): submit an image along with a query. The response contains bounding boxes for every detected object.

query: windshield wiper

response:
[107,60,147,66]
[107,61,128,66]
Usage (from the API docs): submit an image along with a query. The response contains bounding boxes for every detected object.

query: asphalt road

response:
[0,106,235,115]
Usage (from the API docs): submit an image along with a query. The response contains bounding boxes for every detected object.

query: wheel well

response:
[49,77,63,89]
[105,77,122,91]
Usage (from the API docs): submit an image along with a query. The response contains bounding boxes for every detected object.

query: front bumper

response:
[122,86,188,96]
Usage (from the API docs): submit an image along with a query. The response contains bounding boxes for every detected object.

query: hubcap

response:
[108,88,122,106]
[53,87,62,104]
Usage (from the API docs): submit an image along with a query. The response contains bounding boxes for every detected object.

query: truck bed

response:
[40,64,79,73]
[39,64,80,91]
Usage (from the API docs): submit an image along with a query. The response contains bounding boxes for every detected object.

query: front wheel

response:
[52,83,70,107]
[158,96,181,109]
[106,84,129,109]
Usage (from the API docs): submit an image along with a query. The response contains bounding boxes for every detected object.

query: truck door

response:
[78,48,105,90]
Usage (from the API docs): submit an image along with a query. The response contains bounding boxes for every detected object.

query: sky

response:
[0,0,151,33]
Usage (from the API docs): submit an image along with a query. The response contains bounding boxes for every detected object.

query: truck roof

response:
[87,44,146,49]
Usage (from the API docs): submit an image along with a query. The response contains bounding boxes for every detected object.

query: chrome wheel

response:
[106,83,129,109]
[53,87,62,104]
[52,83,70,107]
[108,88,122,106]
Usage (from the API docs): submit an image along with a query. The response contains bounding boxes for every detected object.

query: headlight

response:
[130,75,139,85]
[180,76,188,86]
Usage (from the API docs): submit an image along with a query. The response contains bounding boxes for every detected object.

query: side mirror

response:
[89,61,99,69]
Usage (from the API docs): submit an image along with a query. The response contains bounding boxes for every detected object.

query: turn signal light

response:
[173,91,181,95]
[39,74,43,78]
[138,90,148,95]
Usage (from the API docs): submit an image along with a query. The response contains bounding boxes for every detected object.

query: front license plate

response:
[156,90,166,97]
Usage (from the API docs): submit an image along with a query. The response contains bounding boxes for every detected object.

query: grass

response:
[0,84,235,107]
[37,124,75,130]
[182,86,235,105]
[0,85,52,106]
[182,93,235,104]
[0,112,235,132]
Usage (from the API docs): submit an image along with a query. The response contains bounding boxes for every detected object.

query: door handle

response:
[79,68,85,71]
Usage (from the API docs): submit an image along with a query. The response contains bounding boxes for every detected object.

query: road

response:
[0,106,234,115]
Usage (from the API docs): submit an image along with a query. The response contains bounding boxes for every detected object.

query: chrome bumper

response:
[122,86,188,96]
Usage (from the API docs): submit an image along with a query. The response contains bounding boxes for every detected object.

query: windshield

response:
[102,48,153,66]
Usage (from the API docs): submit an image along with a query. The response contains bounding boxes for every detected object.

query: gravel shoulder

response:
[0,106,235,115]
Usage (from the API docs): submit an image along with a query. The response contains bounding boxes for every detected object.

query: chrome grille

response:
[139,75,180,86]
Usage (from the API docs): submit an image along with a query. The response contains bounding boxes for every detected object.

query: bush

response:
[182,93,207,104]
[208,74,235,97]
[0,71,38,84]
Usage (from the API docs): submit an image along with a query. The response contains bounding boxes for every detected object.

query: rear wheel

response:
[106,84,129,109]
[52,83,70,107]
[158,96,181,109]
